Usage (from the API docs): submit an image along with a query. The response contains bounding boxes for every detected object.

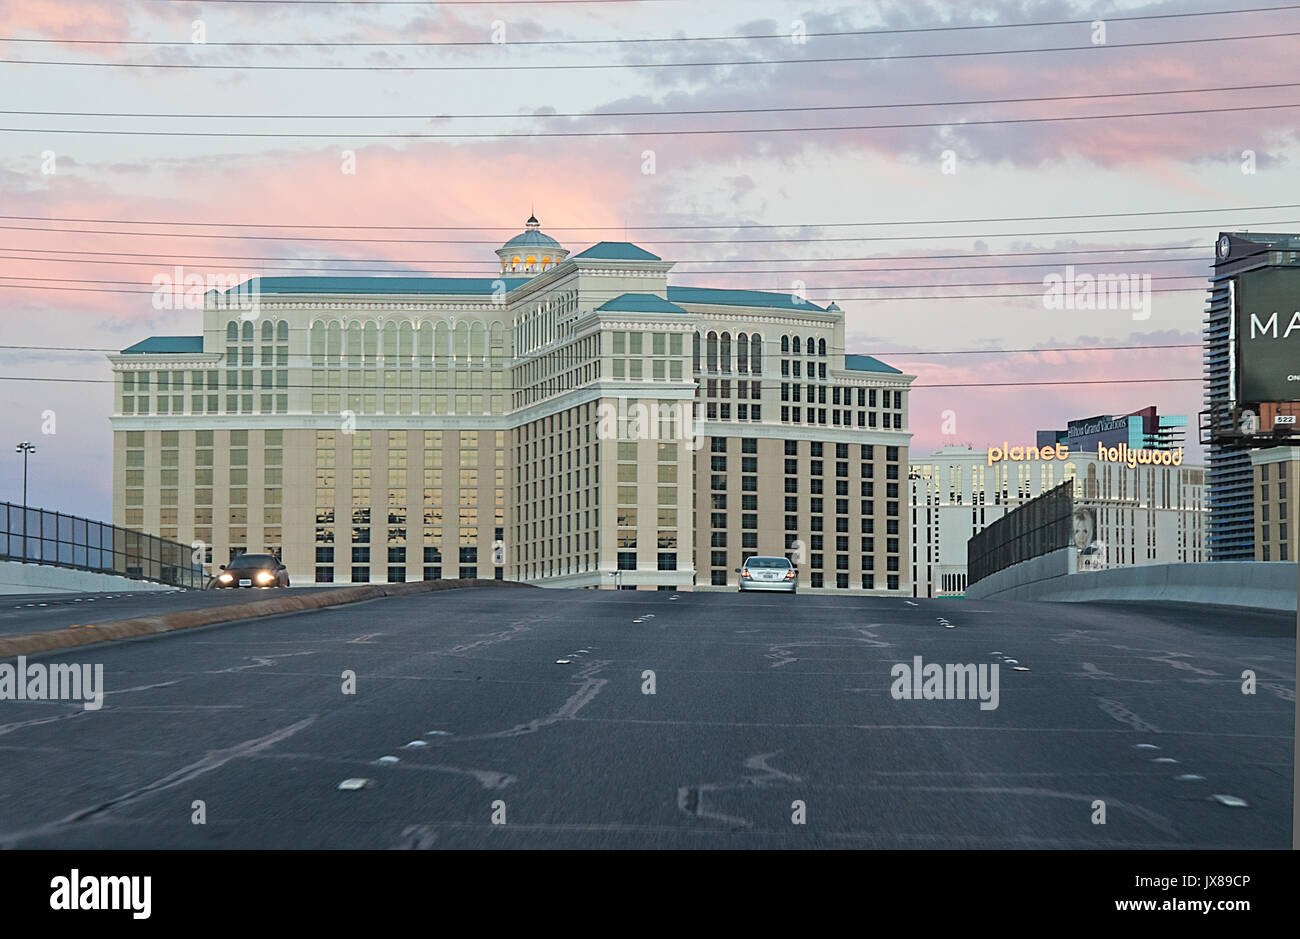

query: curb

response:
[0,578,533,659]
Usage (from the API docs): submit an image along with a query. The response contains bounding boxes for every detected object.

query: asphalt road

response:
[0,589,1293,848]
[0,586,324,638]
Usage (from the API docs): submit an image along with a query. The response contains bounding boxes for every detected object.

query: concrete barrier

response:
[0,560,181,595]
[0,578,534,659]
[966,557,1298,611]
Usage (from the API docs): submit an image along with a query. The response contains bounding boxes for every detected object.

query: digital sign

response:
[1236,267,1300,403]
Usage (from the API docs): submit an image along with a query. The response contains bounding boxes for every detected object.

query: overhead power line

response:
[0,282,1212,300]
[0,273,1207,291]
[3,219,1296,244]
[9,102,1300,137]
[0,342,1203,356]
[7,81,1295,120]
[7,202,1294,232]
[110,0,1300,30]
[3,30,1298,70]
[0,374,1203,390]
[0,251,1211,277]
[0,243,1213,266]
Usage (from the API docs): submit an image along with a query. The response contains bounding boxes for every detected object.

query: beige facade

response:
[910,445,1207,597]
[110,227,913,591]
[1251,447,1300,562]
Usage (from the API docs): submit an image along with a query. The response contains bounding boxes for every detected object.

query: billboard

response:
[1236,267,1300,403]
[1067,415,1131,451]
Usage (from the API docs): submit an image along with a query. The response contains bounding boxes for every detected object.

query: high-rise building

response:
[1201,232,1300,560]
[109,217,914,592]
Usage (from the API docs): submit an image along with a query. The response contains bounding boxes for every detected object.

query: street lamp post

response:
[15,442,35,561]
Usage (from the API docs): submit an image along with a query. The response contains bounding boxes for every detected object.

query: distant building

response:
[1036,405,1187,454]
[909,444,1206,597]
[1250,446,1300,562]
[1200,232,1300,560]
[109,215,915,592]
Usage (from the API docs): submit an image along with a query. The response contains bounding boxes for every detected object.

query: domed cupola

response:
[496,213,568,274]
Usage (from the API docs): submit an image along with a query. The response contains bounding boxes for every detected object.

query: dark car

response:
[210,553,290,589]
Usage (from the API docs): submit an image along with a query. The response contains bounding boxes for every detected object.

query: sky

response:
[1,0,1298,519]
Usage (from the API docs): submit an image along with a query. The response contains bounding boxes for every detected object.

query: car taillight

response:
[741,570,751,578]
[785,570,796,579]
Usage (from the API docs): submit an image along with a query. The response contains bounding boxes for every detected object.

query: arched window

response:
[434,321,451,362]
[261,320,274,342]
[706,332,718,371]
[346,322,362,367]
[241,321,254,343]
[736,334,749,373]
[470,321,486,361]
[309,322,326,368]
[720,332,732,373]
[398,322,414,363]
[806,335,815,357]
[792,336,801,355]
[382,321,398,360]
[276,321,289,342]
[693,332,701,372]
[417,322,434,366]
[818,337,827,356]
[780,334,789,354]
[226,321,239,343]
[327,322,342,367]
[750,334,762,374]
[363,322,378,366]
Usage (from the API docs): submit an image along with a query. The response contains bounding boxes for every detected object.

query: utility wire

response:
[6,80,1294,120]
[4,30,1297,70]
[9,102,1298,137]
[0,243,1214,265]
[9,202,1296,232]
[3,219,1295,244]
[14,3,1300,42]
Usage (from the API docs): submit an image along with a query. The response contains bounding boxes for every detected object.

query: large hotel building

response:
[109,217,914,591]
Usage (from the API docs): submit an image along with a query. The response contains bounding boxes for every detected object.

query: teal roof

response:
[248,277,529,295]
[596,293,688,314]
[666,286,827,312]
[572,242,662,261]
[120,336,205,354]
[844,353,901,374]
[501,230,562,251]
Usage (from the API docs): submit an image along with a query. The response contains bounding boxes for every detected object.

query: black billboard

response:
[1236,267,1300,403]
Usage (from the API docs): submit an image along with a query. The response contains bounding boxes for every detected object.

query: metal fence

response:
[968,480,1074,586]
[0,501,206,589]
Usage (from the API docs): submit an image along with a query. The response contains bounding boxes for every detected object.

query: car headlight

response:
[256,571,275,584]
[218,573,233,583]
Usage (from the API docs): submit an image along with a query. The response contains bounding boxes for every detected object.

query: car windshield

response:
[745,557,792,569]
[229,555,276,569]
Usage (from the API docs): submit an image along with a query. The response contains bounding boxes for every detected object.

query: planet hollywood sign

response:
[1097,443,1184,467]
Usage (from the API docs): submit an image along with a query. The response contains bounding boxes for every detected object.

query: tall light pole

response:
[15,442,34,560]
